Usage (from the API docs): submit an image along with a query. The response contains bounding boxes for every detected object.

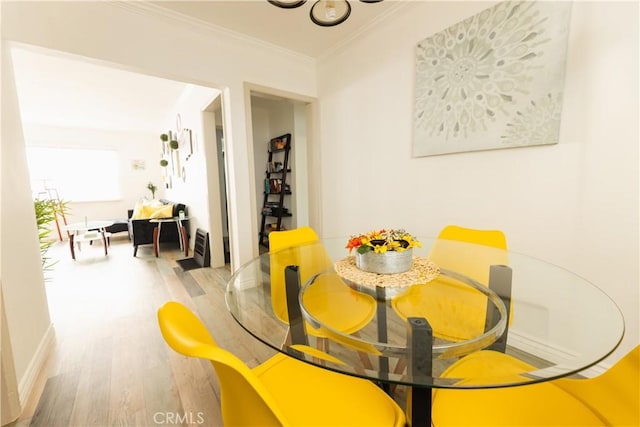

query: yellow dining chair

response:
[269,227,377,347]
[157,301,406,427]
[431,345,639,426]
[391,224,509,342]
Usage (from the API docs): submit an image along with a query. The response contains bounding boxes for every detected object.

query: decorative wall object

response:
[160,132,170,187]
[159,117,199,185]
[172,147,181,178]
[131,160,145,170]
[412,1,572,157]
[180,128,193,162]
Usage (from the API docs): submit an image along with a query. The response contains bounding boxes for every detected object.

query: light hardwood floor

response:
[9,236,280,427]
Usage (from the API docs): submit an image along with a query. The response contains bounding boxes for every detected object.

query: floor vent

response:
[193,228,211,268]
[176,228,210,271]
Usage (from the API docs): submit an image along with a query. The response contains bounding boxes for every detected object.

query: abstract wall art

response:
[412,1,572,157]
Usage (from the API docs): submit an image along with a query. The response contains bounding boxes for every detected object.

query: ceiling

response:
[148,0,406,58]
[10,1,405,133]
[11,47,192,133]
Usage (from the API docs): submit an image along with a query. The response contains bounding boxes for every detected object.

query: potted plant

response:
[346,229,421,274]
[34,197,69,277]
[147,182,158,199]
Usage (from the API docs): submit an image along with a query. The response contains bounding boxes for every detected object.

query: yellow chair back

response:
[268,226,327,324]
[433,345,640,426]
[430,224,508,284]
[392,225,509,341]
[269,227,377,340]
[157,302,289,426]
[556,345,640,426]
[158,301,405,427]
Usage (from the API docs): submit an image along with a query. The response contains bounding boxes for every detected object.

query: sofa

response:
[128,199,189,257]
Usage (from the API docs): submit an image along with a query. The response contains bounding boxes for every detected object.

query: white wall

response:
[162,85,223,264]
[317,1,639,361]
[1,41,52,399]
[23,124,165,222]
[251,101,272,231]
[292,103,310,227]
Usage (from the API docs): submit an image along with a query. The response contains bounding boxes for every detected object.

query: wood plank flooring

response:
[8,237,280,427]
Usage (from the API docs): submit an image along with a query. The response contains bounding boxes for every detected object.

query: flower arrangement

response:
[147,182,157,199]
[347,229,421,254]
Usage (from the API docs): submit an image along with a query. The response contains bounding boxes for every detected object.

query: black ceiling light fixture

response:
[267,0,307,8]
[310,0,351,27]
[268,0,383,27]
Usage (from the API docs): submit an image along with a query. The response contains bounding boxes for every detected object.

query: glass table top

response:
[65,220,114,232]
[225,237,624,388]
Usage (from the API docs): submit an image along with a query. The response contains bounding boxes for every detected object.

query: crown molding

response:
[109,1,316,65]
[317,0,410,62]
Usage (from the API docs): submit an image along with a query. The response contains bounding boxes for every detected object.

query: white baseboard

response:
[18,324,55,405]
[577,360,608,377]
[509,330,609,378]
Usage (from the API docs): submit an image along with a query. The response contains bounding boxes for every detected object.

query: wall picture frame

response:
[131,159,145,170]
[412,1,572,157]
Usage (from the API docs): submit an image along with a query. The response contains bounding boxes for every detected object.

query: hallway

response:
[11,236,274,426]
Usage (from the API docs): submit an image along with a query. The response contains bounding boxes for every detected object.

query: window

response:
[26,147,121,202]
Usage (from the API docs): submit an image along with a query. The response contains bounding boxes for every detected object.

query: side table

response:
[150,217,189,257]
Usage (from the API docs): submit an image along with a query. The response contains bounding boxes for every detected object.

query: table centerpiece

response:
[346,229,421,274]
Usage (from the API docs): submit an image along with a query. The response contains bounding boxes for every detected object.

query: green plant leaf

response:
[33,197,69,279]
[357,246,372,254]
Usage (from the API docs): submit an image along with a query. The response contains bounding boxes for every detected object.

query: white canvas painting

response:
[412,1,572,157]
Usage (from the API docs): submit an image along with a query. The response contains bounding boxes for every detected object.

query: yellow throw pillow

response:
[131,201,146,219]
[149,204,174,219]
[140,205,157,219]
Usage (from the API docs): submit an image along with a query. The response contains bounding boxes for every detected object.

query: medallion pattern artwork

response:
[412,1,572,156]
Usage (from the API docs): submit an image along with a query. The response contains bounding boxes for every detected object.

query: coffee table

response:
[64,220,114,260]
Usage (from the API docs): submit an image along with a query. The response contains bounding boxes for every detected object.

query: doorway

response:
[216,127,230,263]
[201,96,230,267]
[249,90,315,247]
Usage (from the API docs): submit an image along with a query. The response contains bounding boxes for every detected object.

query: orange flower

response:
[346,236,364,253]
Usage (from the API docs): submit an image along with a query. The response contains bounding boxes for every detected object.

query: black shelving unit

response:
[259,133,292,248]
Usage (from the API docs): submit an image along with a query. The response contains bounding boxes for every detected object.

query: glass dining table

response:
[224,237,624,426]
